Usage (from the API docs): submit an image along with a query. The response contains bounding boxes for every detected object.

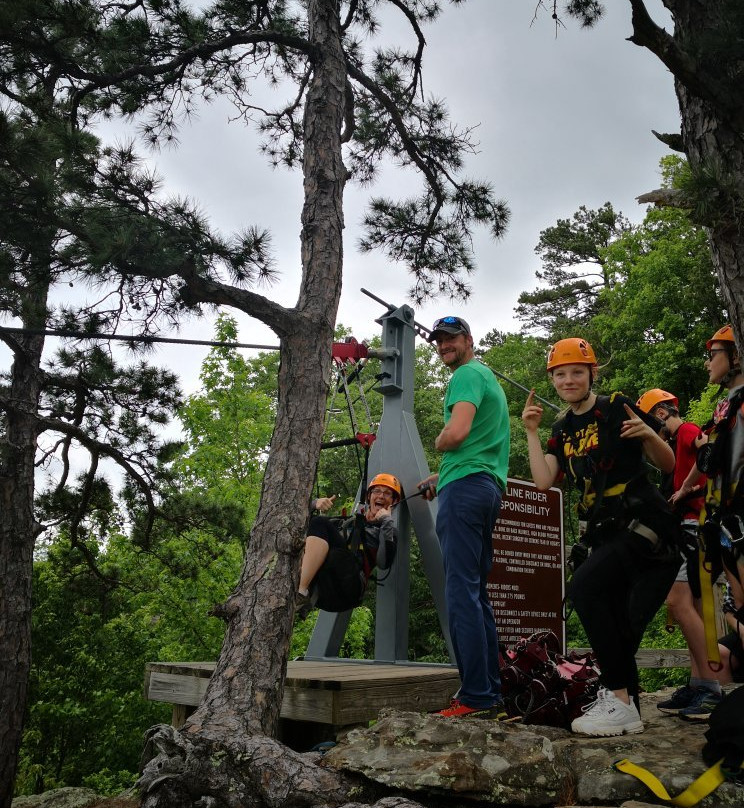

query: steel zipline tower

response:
[306,301,454,664]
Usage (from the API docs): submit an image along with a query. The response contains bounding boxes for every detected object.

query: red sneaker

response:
[435,699,503,719]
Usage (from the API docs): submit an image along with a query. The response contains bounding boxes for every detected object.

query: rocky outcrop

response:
[322,689,743,806]
[11,789,99,808]
[13,690,743,808]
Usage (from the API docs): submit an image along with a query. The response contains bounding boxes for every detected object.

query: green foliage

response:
[18,318,276,793]
[175,313,276,523]
[478,332,558,482]
[513,158,724,412]
[592,201,723,408]
[291,607,375,660]
[686,385,725,426]
[407,539,449,663]
[412,342,451,473]
[17,541,170,795]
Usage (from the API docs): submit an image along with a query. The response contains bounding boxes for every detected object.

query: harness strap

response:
[628,519,659,545]
[613,757,729,807]
[698,542,723,671]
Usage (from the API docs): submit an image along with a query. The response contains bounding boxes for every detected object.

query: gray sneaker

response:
[657,684,698,714]
[570,688,644,737]
[678,688,723,722]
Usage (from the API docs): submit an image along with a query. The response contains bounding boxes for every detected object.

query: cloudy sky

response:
[116,0,680,393]
[4,1,681,397]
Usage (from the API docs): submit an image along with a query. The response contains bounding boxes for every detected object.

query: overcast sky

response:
[113,0,680,393]
[3,1,682,397]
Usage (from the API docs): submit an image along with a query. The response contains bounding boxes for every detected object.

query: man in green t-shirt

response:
[419,316,510,719]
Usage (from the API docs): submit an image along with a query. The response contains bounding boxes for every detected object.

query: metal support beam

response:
[306,304,453,663]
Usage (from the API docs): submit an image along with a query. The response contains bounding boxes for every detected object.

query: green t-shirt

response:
[438,360,510,492]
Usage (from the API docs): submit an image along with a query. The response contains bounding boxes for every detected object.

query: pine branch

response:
[177,267,297,338]
[36,413,158,515]
[67,29,315,123]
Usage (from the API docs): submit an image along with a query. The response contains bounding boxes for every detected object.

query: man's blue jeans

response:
[436,472,503,708]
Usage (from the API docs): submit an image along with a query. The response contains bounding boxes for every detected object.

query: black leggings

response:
[569,530,679,709]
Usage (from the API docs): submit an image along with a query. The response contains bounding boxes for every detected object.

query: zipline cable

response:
[0,325,280,351]
[3,299,560,413]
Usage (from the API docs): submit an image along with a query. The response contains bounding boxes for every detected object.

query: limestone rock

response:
[322,691,744,806]
[11,788,99,808]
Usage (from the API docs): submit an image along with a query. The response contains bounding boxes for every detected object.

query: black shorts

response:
[719,632,744,683]
[307,516,347,549]
[313,547,366,612]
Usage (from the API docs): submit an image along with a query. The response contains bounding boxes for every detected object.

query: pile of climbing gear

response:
[498,631,601,728]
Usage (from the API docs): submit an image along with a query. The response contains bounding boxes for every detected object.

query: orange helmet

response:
[706,325,736,350]
[636,389,679,414]
[367,473,402,500]
[546,338,598,371]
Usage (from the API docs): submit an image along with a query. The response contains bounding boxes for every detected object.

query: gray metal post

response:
[306,304,453,663]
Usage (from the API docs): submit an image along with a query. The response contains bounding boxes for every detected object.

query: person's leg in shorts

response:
[299,517,345,596]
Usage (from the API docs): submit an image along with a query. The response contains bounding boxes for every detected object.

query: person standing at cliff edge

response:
[419,316,510,719]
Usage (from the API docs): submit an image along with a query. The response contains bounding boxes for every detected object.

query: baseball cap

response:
[427,316,471,342]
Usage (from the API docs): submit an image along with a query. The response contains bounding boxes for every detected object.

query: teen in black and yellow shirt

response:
[522,338,679,737]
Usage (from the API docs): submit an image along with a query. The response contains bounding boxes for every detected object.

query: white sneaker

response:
[570,688,644,737]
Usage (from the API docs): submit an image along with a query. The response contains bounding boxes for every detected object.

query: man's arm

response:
[435,401,476,451]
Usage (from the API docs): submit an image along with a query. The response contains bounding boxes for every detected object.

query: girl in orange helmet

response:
[522,338,678,737]
[697,326,744,690]
[296,473,401,619]
[637,388,726,720]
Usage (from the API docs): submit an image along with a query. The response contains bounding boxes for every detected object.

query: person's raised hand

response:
[620,403,654,441]
[315,495,337,513]
[521,389,544,433]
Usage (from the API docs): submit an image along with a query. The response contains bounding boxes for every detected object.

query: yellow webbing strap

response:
[613,757,727,807]
[698,539,722,670]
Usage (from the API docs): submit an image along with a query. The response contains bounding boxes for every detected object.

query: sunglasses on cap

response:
[428,316,471,342]
[433,315,464,328]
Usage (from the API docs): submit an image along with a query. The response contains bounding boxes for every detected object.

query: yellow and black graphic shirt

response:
[547,393,662,519]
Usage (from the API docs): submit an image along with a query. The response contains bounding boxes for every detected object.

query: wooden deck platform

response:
[145,648,691,729]
[145,659,461,728]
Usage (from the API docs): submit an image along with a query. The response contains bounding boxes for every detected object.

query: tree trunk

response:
[0,316,46,808]
[673,3,744,355]
[140,0,352,803]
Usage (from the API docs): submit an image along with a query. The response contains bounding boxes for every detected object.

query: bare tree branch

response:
[627,0,744,128]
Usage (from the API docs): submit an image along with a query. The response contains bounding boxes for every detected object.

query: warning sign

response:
[487,478,564,649]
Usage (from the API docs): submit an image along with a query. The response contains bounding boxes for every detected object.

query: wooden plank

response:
[571,648,690,668]
[148,670,210,706]
[171,704,195,729]
[281,687,336,723]
[146,660,461,724]
[146,650,692,727]
[332,678,457,724]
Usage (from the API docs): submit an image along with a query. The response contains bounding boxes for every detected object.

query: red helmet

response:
[546,338,598,371]
[706,325,736,350]
[636,389,678,414]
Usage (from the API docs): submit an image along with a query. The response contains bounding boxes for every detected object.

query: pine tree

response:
[515,203,631,336]
[1,3,508,803]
